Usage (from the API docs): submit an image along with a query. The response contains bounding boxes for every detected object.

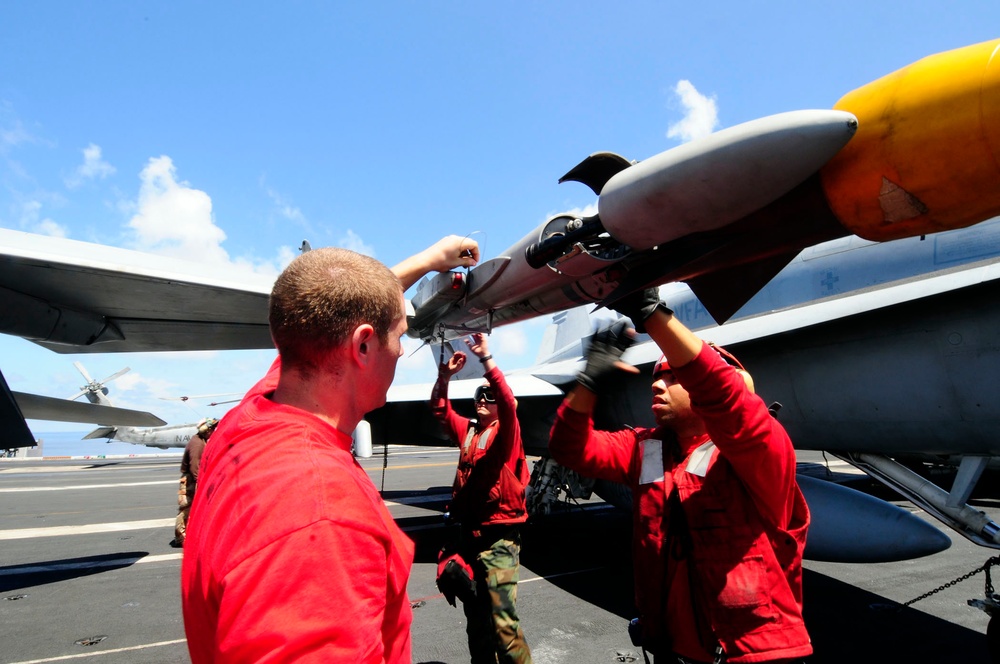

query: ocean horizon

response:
[6,430,182,459]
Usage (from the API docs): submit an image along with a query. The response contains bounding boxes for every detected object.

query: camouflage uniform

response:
[174,473,195,542]
[432,356,533,664]
[172,423,214,546]
[459,529,531,664]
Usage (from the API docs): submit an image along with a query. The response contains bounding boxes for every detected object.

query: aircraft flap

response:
[83,426,118,440]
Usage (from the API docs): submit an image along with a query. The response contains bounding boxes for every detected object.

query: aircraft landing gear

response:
[897,555,1000,661]
[970,593,1000,662]
[988,610,1000,663]
[969,594,1000,663]
[964,557,1000,663]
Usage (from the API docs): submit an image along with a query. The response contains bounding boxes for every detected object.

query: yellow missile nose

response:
[821,39,1000,241]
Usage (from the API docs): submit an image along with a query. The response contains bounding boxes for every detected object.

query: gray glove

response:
[610,288,672,333]
[577,320,635,393]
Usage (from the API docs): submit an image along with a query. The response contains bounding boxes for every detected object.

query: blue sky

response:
[2,2,998,439]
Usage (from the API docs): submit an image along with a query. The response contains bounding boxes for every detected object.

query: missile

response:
[821,38,1000,241]
[408,39,1000,340]
[413,110,858,336]
[595,109,859,251]
[410,270,467,332]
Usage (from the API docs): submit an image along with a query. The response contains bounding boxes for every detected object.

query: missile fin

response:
[559,152,633,195]
[685,251,799,324]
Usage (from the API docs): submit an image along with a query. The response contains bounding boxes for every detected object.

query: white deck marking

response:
[0,518,175,540]
[383,492,450,507]
[0,480,176,492]
[0,553,182,576]
[8,639,187,663]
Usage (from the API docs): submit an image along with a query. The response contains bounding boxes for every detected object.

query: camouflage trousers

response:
[174,474,195,542]
[459,529,533,664]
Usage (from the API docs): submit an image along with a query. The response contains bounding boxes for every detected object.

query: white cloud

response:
[339,229,375,257]
[550,202,599,220]
[263,182,309,228]
[112,370,176,399]
[274,245,298,269]
[126,155,230,263]
[491,324,529,358]
[0,121,32,151]
[393,336,438,385]
[0,104,34,152]
[263,181,370,260]
[35,218,68,237]
[667,80,719,143]
[66,143,116,188]
[121,156,296,278]
[18,199,68,237]
[231,245,298,279]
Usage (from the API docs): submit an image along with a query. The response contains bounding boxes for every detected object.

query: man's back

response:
[181,391,414,663]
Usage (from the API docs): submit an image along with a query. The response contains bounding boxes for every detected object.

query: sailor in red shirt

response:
[431,333,533,664]
[549,290,812,664]
[181,235,479,664]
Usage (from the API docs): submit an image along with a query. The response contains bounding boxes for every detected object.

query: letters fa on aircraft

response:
[2,38,1000,648]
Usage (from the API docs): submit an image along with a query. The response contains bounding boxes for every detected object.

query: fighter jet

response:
[0,39,997,568]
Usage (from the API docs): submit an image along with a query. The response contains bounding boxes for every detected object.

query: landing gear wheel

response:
[988,613,1000,663]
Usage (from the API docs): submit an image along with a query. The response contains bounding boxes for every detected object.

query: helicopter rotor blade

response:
[98,367,131,385]
[73,361,94,384]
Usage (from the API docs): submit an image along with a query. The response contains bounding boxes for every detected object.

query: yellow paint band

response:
[821,39,1000,241]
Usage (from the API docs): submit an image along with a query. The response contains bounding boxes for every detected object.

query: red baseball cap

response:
[652,342,746,377]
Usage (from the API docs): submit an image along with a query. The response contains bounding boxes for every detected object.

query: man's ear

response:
[351,324,377,366]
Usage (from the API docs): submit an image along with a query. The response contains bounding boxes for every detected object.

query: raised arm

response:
[430,350,470,444]
[464,333,518,445]
[390,235,480,290]
[614,288,798,527]
[549,320,640,485]
[564,319,639,414]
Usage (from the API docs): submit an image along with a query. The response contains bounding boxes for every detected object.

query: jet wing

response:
[367,372,566,452]
[0,228,274,354]
[0,364,168,449]
[384,373,564,402]
[13,392,167,426]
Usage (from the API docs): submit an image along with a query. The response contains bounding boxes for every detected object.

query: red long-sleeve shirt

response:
[550,344,811,662]
[431,365,529,528]
[182,357,415,663]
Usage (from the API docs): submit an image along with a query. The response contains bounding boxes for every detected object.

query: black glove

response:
[436,547,476,607]
[577,319,635,393]
[610,288,671,333]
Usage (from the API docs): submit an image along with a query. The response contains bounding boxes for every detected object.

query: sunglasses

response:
[474,386,496,404]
